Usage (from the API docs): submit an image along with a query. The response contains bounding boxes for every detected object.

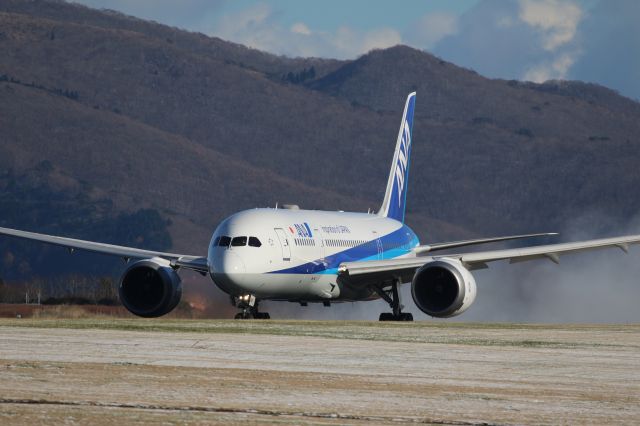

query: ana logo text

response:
[289,223,313,238]
[394,119,411,206]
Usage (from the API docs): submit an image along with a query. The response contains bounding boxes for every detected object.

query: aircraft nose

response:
[223,251,245,275]
[210,251,246,289]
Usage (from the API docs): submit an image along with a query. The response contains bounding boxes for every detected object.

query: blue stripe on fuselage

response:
[268,225,419,275]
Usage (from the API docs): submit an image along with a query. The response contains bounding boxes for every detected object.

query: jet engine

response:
[411,258,477,318]
[119,258,182,318]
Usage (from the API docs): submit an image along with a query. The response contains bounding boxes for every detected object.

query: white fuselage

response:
[207,208,420,302]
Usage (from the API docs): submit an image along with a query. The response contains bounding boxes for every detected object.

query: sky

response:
[75,0,639,99]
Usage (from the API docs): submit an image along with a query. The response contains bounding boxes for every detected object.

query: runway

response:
[0,319,638,425]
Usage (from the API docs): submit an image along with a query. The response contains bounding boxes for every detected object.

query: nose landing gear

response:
[232,294,270,319]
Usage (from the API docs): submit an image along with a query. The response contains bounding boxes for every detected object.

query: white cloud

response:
[290,22,311,36]
[405,12,459,49]
[519,0,583,51]
[523,52,577,82]
[433,0,586,84]
[517,0,583,81]
[209,4,401,59]
[332,26,402,56]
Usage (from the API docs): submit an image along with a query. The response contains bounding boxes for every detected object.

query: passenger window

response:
[249,237,262,247]
[231,236,247,247]
[218,236,231,247]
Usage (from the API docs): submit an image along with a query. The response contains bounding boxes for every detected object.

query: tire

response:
[379,312,392,321]
[400,313,414,321]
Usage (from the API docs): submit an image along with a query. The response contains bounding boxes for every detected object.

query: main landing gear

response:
[374,281,413,322]
[233,294,270,319]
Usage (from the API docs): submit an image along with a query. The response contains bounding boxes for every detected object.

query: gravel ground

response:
[0,319,638,425]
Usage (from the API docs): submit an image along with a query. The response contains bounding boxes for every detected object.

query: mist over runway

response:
[0,319,638,425]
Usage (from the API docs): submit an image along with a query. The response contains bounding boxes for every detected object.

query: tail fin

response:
[378,92,416,222]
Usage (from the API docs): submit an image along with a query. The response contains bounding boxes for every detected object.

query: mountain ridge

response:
[0,0,639,273]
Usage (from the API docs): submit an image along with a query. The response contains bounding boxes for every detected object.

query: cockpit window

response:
[231,236,247,247]
[248,237,262,247]
[218,236,231,247]
[212,236,221,246]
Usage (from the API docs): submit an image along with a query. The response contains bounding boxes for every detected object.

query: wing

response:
[339,233,640,283]
[0,226,208,274]
[413,232,557,254]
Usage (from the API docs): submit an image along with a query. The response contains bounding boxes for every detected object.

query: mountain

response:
[1,0,640,290]
[310,46,640,234]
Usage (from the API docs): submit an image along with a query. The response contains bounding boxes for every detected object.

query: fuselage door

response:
[274,228,291,261]
[313,225,324,264]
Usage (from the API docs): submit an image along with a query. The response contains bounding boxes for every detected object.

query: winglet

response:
[379,92,416,223]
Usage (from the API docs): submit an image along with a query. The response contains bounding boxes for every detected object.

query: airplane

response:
[2,92,640,321]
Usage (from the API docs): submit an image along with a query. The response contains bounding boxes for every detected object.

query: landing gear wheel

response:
[379,312,413,321]
[379,312,393,321]
[400,312,413,321]
[233,296,270,320]
[375,281,414,322]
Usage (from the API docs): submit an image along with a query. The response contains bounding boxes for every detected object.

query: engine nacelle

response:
[119,258,182,318]
[411,258,477,318]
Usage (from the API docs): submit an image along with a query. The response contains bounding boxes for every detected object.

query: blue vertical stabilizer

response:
[378,92,416,223]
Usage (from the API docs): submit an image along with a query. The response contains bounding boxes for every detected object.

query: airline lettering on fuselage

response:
[394,120,411,207]
[321,225,351,234]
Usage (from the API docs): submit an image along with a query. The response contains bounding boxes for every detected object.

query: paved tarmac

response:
[0,319,638,425]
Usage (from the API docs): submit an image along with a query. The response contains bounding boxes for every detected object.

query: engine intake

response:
[411,259,477,318]
[119,258,182,318]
